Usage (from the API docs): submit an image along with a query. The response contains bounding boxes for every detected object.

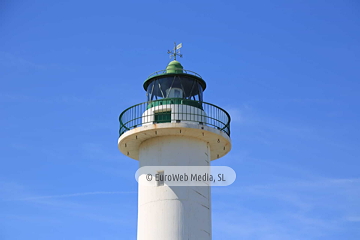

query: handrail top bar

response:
[143,69,206,91]
[146,68,202,80]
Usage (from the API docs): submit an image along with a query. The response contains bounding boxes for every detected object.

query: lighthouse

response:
[118,44,231,240]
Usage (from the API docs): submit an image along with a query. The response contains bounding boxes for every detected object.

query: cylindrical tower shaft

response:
[137,136,211,240]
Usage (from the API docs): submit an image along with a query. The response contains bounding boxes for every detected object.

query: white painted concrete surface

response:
[137,136,211,240]
[142,104,207,124]
[118,122,231,161]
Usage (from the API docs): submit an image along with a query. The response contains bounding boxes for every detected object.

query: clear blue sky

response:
[1,0,359,239]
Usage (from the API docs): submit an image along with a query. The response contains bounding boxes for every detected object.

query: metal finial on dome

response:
[167,42,183,61]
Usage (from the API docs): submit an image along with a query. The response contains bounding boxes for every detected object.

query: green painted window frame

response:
[154,111,171,123]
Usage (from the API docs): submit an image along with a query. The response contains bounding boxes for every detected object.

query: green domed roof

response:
[166,60,184,74]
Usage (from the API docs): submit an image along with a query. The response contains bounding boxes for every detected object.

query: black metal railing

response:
[119,99,230,137]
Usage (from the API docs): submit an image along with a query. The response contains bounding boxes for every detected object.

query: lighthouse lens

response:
[166,88,183,98]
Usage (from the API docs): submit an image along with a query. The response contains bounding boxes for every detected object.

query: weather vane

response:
[167,42,183,61]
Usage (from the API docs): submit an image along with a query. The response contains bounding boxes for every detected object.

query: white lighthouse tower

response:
[118,44,231,240]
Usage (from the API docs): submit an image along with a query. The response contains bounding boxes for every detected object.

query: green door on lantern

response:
[154,111,171,123]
